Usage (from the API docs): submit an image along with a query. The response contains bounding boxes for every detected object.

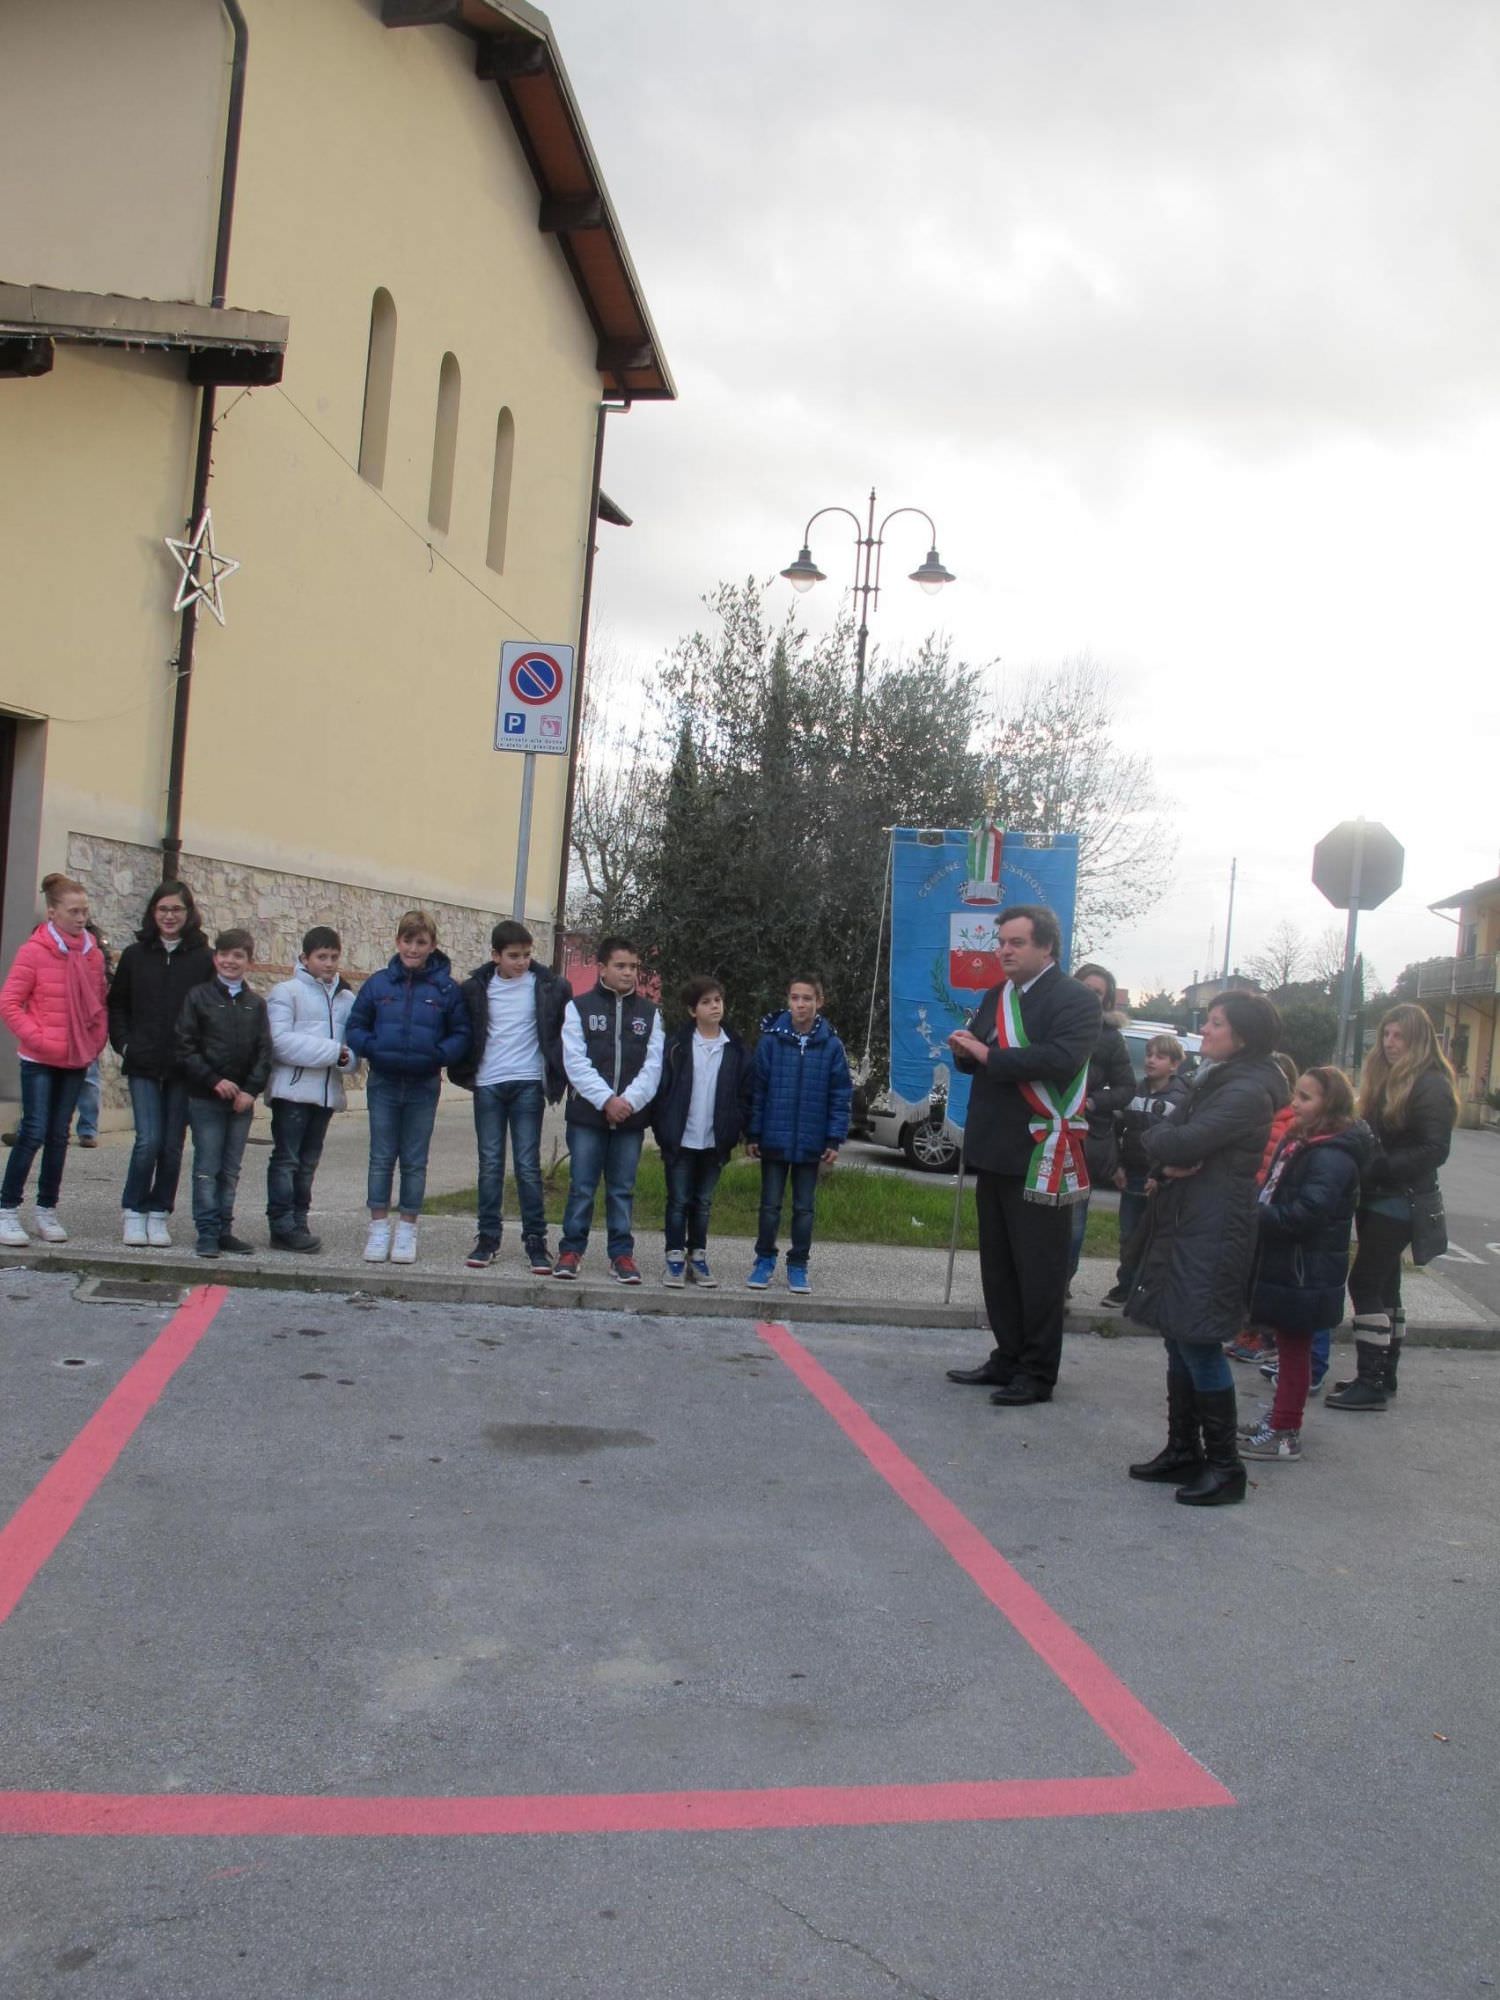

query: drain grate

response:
[74,1277,187,1306]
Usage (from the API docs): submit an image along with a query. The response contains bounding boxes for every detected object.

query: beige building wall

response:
[172,0,599,923]
[0,0,635,1097]
[0,0,228,304]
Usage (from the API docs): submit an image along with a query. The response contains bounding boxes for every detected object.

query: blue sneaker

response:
[687,1255,717,1289]
[747,1255,776,1290]
[786,1265,812,1296]
[663,1254,687,1288]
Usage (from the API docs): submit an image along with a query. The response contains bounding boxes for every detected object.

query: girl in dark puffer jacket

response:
[1240,1067,1371,1462]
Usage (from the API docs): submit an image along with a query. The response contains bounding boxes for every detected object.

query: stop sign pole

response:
[1334,826,1365,1069]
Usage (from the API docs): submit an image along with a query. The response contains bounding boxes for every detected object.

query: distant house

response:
[1420,872,1500,1124]
[0,0,671,1097]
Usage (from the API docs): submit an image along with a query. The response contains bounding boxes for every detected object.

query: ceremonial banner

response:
[887,825,1081,1141]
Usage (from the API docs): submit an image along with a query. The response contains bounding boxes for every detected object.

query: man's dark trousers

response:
[974,1172,1073,1390]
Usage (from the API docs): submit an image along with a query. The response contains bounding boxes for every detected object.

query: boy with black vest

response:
[556,935,663,1283]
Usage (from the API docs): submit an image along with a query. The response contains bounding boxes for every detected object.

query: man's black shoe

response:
[989,1379,1053,1405]
[1100,1285,1129,1308]
[217,1233,255,1255]
[946,1360,1012,1387]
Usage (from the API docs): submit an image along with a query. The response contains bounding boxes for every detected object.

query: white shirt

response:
[477,969,543,1086]
[683,1030,726,1150]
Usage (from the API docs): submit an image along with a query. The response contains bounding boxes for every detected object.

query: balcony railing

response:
[1416,954,1500,999]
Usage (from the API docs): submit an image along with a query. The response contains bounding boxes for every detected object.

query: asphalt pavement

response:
[1,1272,1497,1997]
[1427,1126,1500,1318]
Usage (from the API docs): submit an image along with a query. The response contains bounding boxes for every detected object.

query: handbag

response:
[1408,1185,1448,1266]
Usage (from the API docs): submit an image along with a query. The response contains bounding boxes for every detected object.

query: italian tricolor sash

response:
[995,978,1091,1206]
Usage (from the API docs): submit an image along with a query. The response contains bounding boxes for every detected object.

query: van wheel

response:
[902,1115,960,1173]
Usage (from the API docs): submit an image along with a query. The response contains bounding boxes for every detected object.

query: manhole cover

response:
[73,1277,187,1306]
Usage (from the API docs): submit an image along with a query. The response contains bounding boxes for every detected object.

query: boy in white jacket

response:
[265,926,356,1252]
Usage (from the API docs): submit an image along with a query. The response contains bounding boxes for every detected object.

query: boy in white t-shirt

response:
[650,977,751,1288]
[453,920,568,1274]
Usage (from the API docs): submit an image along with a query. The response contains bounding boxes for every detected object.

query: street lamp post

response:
[780,486,954,754]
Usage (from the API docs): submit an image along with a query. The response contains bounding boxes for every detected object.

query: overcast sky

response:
[556,0,1498,996]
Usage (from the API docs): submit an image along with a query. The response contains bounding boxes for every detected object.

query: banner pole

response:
[943,1138,967,1305]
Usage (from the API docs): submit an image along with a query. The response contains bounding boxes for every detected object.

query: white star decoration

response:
[164,509,240,626]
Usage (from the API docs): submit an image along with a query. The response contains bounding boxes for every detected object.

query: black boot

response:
[1327,1338,1390,1412]
[1129,1371,1203,1483]
[1174,1388,1247,1506]
[1383,1335,1403,1397]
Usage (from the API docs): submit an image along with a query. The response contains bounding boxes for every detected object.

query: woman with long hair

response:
[106,880,215,1247]
[1326,1003,1458,1412]
[0,874,110,1245]
[1125,991,1289,1507]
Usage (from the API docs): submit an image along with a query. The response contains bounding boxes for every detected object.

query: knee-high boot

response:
[1327,1336,1390,1411]
[1128,1369,1203,1483]
[1174,1387,1247,1507]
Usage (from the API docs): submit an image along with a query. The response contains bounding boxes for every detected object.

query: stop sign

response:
[1312,819,1404,910]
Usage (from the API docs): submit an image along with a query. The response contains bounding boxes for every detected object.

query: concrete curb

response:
[4,1247,1498,1348]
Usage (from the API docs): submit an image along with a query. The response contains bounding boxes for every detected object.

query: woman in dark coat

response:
[1069,964,1137,1280]
[1241,1066,1371,1461]
[1326,1003,1458,1411]
[107,880,215,1247]
[1126,991,1288,1507]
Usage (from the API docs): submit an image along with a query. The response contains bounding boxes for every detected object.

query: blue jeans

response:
[266,1101,334,1233]
[664,1147,723,1253]
[754,1156,819,1268]
[2,1063,86,1209]
[1164,1337,1234,1394]
[74,1059,101,1140]
[366,1070,441,1215]
[1115,1176,1149,1291]
[122,1074,192,1214]
[186,1097,253,1241]
[473,1080,546,1243]
[562,1122,643,1258]
[1312,1326,1331,1384]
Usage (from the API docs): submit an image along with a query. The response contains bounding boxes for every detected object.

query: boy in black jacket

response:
[652,976,751,1288]
[174,929,274,1259]
[1101,1033,1190,1307]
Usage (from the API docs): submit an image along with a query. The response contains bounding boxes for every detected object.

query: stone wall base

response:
[63,832,552,1108]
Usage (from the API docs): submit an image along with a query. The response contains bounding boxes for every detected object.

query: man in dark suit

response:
[945,905,1101,1405]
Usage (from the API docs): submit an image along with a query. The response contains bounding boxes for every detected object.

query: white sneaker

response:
[123,1210,149,1247]
[0,1209,29,1248]
[146,1213,173,1248]
[34,1209,68,1244]
[364,1218,393,1263]
[390,1219,418,1264]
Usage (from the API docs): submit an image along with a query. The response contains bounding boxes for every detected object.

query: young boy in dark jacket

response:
[173,928,274,1259]
[450,919,569,1275]
[1102,1033,1190,1307]
[652,976,751,1288]
[345,909,471,1267]
[746,976,852,1297]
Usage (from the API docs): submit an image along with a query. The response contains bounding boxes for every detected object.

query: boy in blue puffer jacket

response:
[745,975,852,1296]
[346,909,470,1266]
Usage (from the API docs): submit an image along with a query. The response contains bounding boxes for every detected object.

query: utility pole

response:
[1221,858,1237,983]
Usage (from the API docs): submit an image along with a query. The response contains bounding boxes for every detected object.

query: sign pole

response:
[512,752,536,920]
[943,1137,967,1306]
[1335,818,1365,1069]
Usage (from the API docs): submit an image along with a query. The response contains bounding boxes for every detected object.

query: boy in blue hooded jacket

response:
[745,976,851,1296]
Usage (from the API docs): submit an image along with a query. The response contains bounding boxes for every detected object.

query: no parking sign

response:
[495,642,574,755]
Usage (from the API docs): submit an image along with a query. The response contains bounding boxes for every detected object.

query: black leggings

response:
[1348,1208,1411,1319]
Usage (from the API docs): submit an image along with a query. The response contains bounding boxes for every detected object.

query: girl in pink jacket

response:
[0,873,109,1245]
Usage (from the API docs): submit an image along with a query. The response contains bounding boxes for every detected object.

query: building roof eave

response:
[382,0,675,402]
[1430,875,1500,913]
